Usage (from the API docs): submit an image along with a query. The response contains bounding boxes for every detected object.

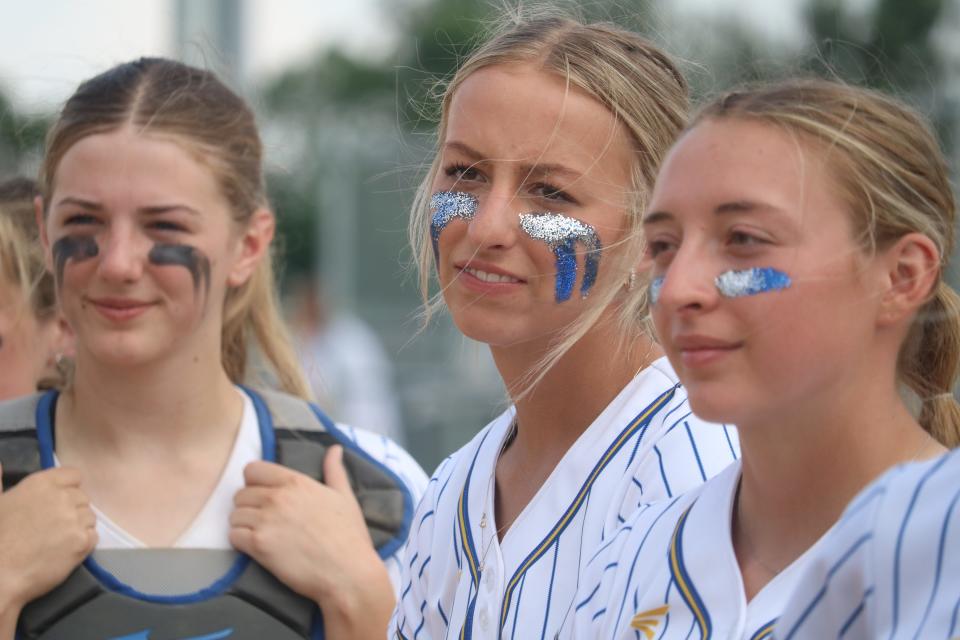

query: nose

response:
[96,224,146,284]
[655,244,720,315]
[466,189,521,250]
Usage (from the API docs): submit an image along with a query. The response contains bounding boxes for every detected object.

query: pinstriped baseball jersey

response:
[391,357,739,639]
[775,449,960,640]
[564,462,837,640]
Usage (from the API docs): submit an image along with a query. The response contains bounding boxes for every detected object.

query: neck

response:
[733,373,945,598]
[491,318,662,463]
[59,344,240,456]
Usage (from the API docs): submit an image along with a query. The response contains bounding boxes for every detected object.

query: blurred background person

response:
[287,273,406,445]
[0,176,72,399]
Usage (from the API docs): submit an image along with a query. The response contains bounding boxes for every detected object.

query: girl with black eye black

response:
[0,58,427,640]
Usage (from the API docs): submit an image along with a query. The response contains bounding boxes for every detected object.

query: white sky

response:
[0,0,804,113]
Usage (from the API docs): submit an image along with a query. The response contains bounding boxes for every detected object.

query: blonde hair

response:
[697,79,960,446]
[409,9,688,393]
[40,58,310,398]
[0,178,55,323]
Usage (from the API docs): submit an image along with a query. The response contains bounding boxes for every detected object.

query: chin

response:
[683,385,743,426]
[82,334,169,369]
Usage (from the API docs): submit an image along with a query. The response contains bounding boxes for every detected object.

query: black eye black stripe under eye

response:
[51,236,100,284]
[148,244,211,293]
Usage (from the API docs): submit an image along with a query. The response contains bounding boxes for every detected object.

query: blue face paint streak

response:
[430,191,478,264]
[650,276,664,305]
[51,235,99,285]
[519,212,601,302]
[715,267,791,298]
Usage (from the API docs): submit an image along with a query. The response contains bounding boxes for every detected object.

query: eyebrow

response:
[443,140,585,182]
[643,200,785,225]
[141,205,200,217]
[55,196,103,211]
[53,197,199,216]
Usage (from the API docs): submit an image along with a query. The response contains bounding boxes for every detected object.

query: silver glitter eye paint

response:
[519,212,601,302]
[715,267,791,298]
[430,191,478,264]
[650,276,664,305]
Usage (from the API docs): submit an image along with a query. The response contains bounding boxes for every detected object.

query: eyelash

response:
[64,213,99,226]
[728,230,768,248]
[149,220,187,233]
[531,181,577,204]
[646,239,675,259]
[444,163,480,181]
[442,164,577,205]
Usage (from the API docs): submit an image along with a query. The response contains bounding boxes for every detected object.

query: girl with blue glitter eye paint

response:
[430,193,602,302]
[395,11,742,640]
[650,267,791,305]
[564,80,960,640]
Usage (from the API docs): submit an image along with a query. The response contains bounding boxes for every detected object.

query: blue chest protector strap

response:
[0,388,414,640]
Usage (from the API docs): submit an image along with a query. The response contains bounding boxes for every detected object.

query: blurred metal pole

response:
[173,0,246,92]
[316,126,358,312]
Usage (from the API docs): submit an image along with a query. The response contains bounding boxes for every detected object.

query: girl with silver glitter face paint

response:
[393,9,740,640]
[564,80,960,640]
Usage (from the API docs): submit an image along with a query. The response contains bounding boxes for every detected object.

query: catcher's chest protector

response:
[0,388,413,640]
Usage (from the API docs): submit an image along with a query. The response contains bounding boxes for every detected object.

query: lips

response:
[87,297,156,321]
[671,334,742,367]
[461,266,522,284]
[455,261,526,292]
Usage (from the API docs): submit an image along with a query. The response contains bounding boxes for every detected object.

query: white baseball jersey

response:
[775,448,960,640]
[565,461,837,640]
[391,356,739,639]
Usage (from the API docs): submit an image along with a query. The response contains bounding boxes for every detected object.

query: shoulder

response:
[256,387,428,489]
[0,392,45,430]
[776,451,960,640]
[616,360,739,502]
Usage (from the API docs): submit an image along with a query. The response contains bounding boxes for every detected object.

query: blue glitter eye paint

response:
[650,276,664,305]
[715,267,791,298]
[430,191,478,264]
[518,212,601,302]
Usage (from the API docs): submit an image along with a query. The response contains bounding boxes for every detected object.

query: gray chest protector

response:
[0,388,414,640]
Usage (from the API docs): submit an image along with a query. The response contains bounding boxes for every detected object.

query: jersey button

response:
[478,608,490,630]
[483,569,495,590]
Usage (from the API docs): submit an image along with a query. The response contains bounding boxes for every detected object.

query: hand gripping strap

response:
[252,388,413,555]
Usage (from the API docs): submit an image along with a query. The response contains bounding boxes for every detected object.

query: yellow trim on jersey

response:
[749,622,776,640]
[669,504,711,638]
[498,384,680,630]
[457,487,480,583]
[631,605,670,639]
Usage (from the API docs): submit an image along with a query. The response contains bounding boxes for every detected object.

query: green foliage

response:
[0,90,48,174]
[803,0,953,148]
[268,172,317,281]
[806,0,944,88]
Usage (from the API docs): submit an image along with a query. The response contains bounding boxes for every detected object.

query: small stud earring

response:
[626,269,637,291]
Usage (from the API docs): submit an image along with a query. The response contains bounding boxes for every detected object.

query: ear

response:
[35,196,54,272]
[227,208,275,288]
[877,232,941,327]
[54,313,76,359]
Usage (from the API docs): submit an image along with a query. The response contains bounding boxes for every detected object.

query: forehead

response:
[444,64,634,185]
[51,126,224,210]
[650,118,847,226]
